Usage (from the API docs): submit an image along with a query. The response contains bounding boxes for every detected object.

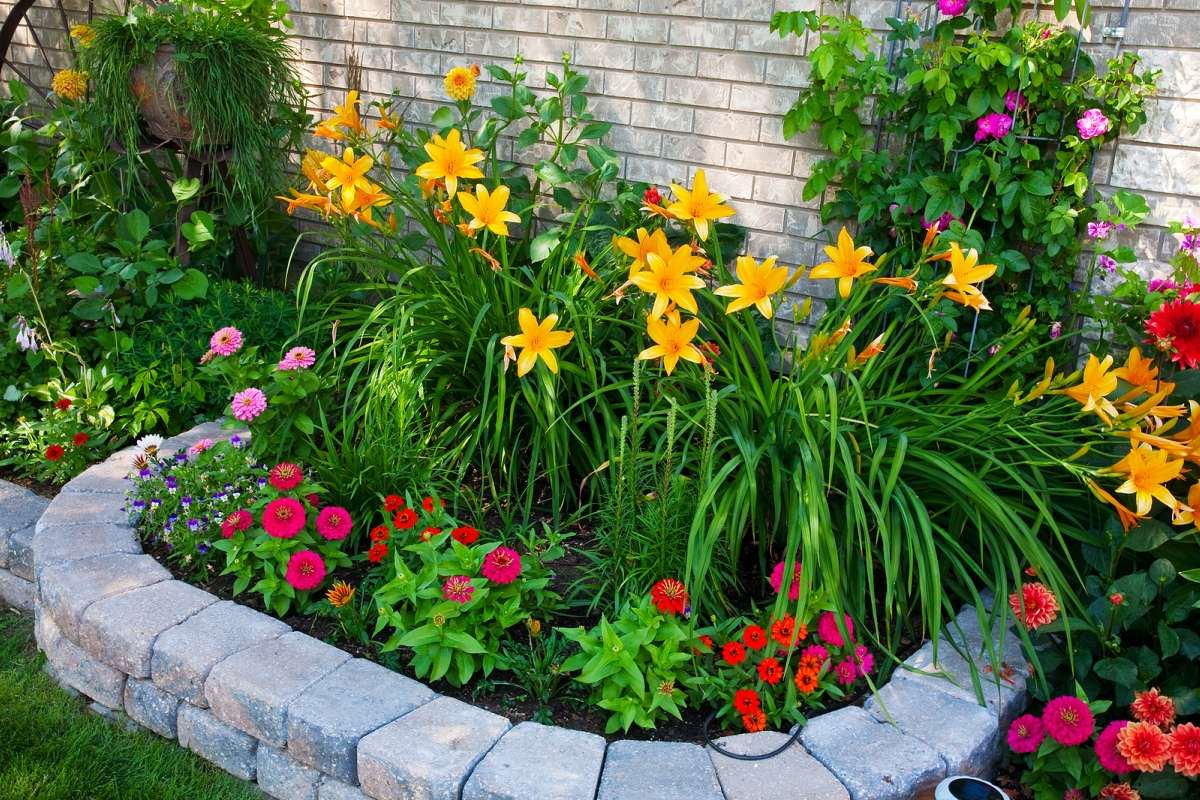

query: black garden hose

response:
[701,711,803,761]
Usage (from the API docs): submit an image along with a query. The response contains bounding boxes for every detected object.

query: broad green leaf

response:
[66,252,103,274]
[171,268,209,300]
[171,177,201,203]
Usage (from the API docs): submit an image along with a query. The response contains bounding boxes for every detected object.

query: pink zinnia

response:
[834,657,857,686]
[285,550,326,591]
[210,326,244,357]
[769,559,802,601]
[1077,108,1110,140]
[481,546,522,584]
[853,644,874,676]
[316,506,352,541]
[801,644,829,664]
[269,462,304,491]
[187,438,215,456]
[938,0,967,14]
[1007,713,1045,754]
[221,509,252,539]
[1096,720,1134,774]
[263,497,307,538]
[1043,696,1095,746]
[817,611,854,647]
[231,387,267,422]
[442,575,474,604]
[278,346,317,371]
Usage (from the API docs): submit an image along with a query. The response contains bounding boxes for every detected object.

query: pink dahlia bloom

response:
[482,546,522,584]
[278,346,317,371]
[938,0,967,14]
[285,550,326,591]
[769,559,802,601]
[442,575,475,604]
[231,387,267,422]
[1096,720,1135,774]
[316,506,353,541]
[1009,582,1059,630]
[1043,696,1095,746]
[1077,108,1110,140]
[817,611,855,647]
[1007,713,1045,754]
[210,326,244,357]
[974,112,1013,142]
[263,497,307,538]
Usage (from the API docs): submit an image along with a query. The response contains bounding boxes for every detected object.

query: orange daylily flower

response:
[321,148,375,209]
[1111,444,1185,516]
[666,169,735,241]
[853,333,886,364]
[500,308,574,377]
[810,227,875,299]
[941,243,996,311]
[415,129,484,197]
[277,190,334,217]
[332,90,363,134]
[1064,354,1119,424]
[1114,347,1160,393]
[1086,478,1145,532]
[639,310,704,375]
[873,273,919,293]
[714,255,791,319]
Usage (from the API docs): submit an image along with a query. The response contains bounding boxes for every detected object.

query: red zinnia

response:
[1131,687,1175,728]
[757,657,784,686]
[420,527,441,542]
[650,578,688,615]
[1145,298,1200,368]
[733,688,761,714]
[451,525,480,545]
[263,497,307,538]
[741,709,767,733]
[698,634,714,652]
[1171,722,1200,778]
[1117,721,1173,772]
[384,494,405,511]
[221,509,253,539]
[742,625,767,651]
[370,525,390,543]
[1009,582,1059,630]
[793,665,819,694]
[54,398,72,410]
[72,432,89,446]
[269,462,303,490]
[422,495,442,512]
[45,444,65,461]
[393,508,417,530]
[770,615,803,649]
[722,641,747,666]
[368,542,388,563]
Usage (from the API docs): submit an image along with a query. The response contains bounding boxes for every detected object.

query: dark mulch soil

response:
[0,469,60,499]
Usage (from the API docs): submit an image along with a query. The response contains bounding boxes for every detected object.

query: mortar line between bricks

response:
[59,569,171,639]
[138,594,218,680]
[589,739,608,800]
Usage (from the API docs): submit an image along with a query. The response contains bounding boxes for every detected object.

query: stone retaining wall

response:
[7,421,1030,800]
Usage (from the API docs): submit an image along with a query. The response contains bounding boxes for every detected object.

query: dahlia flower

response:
[1099,784,1140,800]
[1009,582,1059,630]
[1171,722,1200,777]
[1117,720,1173,772]
[1145,298,1200,368]
[1131,687,1175,727]
[1095,720,1134,774]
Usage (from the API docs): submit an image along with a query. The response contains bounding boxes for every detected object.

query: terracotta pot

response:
[129,43,194,143]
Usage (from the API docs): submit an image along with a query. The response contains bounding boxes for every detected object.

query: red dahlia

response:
[45,444,65,461]
[650,578,689,615]
[1145,298,1200,368]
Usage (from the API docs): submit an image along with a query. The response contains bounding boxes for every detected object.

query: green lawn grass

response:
[0,610,262,800]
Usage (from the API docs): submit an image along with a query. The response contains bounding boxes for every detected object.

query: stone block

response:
[0,489,49,536]
[124,677,181,739]
[152,600,290,708]
[318,778,370,800]
[206,631,350,747]
[800,706,945,800]
[35,491,130,530]
[2,524,34,579]
[865,679,1000,775]
[177,703,259,781]
[36,607,126,708]
[357,696,511,800]
[38,553,170,642]
[0,568,33,610]
[59,451,135,495]
[33,521,142,567]
[288,657,436,783]
[79,580,217,677]
[596,740,723,800]
[708,731,849,800]
[258,745,323,800]
[463,721,606,800]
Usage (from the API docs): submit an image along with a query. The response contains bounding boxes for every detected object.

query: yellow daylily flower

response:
[1064,354,1119,424]
[377,108,400,132]
[321,149,375,209]
[639,311,704,375]
[301,149,332,193]
[629,245,707,318]
[277,190,334,217]
[1114,347,1160,393]
[457,184,521,237]
[332,90,363,134]
[312,119,346,141]
[1112,444,1185,516]
[810,227,875,299]
[614,227,671,278]
[1085,478,1145,532]
[940,243,996,311]
[1172,481,1200,526]
[666,169,735,241]
[714,255,790,319]
[415,129,484,197]
[500,308,574,377]
[343,182,392,222]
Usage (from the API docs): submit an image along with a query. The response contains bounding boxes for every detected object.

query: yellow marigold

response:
[444,65,478,102]
[51,69,87,101]
[69,24,95,46]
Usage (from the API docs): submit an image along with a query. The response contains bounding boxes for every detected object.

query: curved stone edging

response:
[20,421,1029,800]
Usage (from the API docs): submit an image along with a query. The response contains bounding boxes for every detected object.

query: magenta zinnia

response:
[263,497,307,538]
[1042,695,1095,746]
[769,559,802,601]
[231,387,267,422]
[1007,713,1045,754]
[1095,720,1134,774]
[278,346,317,371]
[481,546,522,584]
[269,462,304,490]
[316,506,352,541]
[285,550,326,591]
[442,575,475,604]
[209,326,244,356]
[816,611,854,647]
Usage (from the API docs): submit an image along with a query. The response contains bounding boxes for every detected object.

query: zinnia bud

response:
[1109,592,1124,606]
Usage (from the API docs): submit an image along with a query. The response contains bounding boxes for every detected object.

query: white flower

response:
[136,434,165,454]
